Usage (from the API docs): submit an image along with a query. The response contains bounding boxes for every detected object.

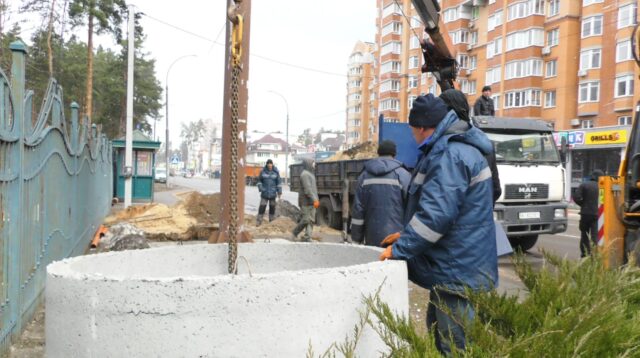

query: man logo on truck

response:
[518,185,538,200]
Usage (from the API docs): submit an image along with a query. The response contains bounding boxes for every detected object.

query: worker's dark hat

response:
[482,85,492,92]
[266,159,273,165]
[409,94,449,128]
[377,140,397,157]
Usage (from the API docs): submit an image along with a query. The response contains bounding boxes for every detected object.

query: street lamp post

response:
[268,90,289,185]
[165,54,196,187]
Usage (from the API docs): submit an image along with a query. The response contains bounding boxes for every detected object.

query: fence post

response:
[8,40,26,339]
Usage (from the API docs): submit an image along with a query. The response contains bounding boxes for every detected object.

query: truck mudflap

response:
[494,202,568,237]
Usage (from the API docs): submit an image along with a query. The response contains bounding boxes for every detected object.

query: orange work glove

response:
[379,245,393,261]
[381,232,401,247]
[313,200,320,209]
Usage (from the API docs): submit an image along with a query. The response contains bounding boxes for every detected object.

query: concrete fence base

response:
[46,243,408,357]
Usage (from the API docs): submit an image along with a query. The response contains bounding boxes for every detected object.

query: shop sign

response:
[553,131,585,147]
[584,130,627,145]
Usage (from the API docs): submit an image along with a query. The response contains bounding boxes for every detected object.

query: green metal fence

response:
[0,41,113,352]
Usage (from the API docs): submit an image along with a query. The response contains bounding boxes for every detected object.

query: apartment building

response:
[346,42,376,146]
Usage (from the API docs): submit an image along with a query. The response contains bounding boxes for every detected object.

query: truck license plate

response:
[519,212,540,220]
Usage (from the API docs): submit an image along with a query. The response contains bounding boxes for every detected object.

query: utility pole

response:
[124,4,135,208]
[211,0,251,245]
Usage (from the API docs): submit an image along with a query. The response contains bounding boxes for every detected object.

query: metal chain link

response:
[228,64,241,274]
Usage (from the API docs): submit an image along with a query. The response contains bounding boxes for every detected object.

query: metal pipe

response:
[268,90,289,184]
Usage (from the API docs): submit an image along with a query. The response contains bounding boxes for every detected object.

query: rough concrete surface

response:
[46,243,409,357]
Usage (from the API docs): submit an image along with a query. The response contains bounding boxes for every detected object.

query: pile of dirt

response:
[275,200,301,221]
[249,217,296,237]
[324,141,378,162]
[180,192,221,225]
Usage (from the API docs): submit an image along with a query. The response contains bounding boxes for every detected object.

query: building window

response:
[547,28,559,47]
[505,89,542,108]
[444,7,458,22]
[508,0,544,21]
[583,0,603,5]
[615,75,634,97]
[492,94,501,110]
[505,59,543,79]
[618,116,633,125]
[488,10,503,32]
[472,6,480,20]
[380,99,400,111]
[460,79,476,94]
[544,91,557,108]
[470,31,478,45]
[469,56,477,70]
[487,37,502,58]
[618,3,637,29]
[380,61,401,74]
[348,93,361,102]
[545,60,558,77]
[408,95,418,109]
[411,35,421,49]
[548,0,560,17]
[582,15,603,38]
[579,48,601,70]
[457,54,469,69]
[380,80,400,93]
[382,21,402,36]
[450,30,470,44]
[382,3,402,17]
[408,76,418,89]
[579,81,600,103]
[380,41,401,55]
[411,16,421,28]
[506,28,544,51]
[409,56,420,69]
[485,67,501,85]
[617,40,633,62]
[581,119,594,129]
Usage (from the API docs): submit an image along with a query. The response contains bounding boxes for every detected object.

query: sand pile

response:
[324,141,377,162]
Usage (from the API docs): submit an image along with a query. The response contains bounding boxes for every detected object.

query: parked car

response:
[155,167,167,183]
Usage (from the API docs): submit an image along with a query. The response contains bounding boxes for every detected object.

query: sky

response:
[6,0,378,149]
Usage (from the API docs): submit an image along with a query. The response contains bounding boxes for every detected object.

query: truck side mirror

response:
[560,137,568,164]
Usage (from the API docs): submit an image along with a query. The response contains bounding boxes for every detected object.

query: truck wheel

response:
[317,197,342,229]
[509,235,538,252]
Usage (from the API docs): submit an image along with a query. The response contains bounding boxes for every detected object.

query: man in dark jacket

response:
[380,94,498,355]
[256,159,282,226]
[574,170,603,257]
[473,85,495,116]
[350,140,411,247]
[292,158,319,242]
[441,89,502,203]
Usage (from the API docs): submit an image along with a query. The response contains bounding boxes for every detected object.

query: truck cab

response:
[473,116,568,251]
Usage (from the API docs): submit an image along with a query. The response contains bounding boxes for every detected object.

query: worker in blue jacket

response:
[380,94,498,356]
[256,159,282,226]
[350,140,410,246]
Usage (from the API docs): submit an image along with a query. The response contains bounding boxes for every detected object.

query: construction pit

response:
[45,243,409,357]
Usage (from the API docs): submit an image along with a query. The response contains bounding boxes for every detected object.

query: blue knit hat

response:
[409,94,449,128]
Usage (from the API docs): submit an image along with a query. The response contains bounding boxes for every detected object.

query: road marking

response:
[556,233,580,239]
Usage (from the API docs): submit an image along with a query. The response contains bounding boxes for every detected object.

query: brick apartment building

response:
[348,0,640,146]
[346,41,376,146]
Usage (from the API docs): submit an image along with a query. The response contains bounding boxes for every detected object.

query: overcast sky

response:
[7,0,377,149]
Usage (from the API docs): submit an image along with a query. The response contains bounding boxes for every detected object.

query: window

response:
[472,6,480,20]
[579,81,600,103]
[506,28,544,51]
[615,75,634,97]
[508,0,544,21]
[583,0,603,5]
[547,28,559,47]
[409,56,420,69]
[471,31,478,45]
[382,3,402,17]
[408,76,418,89]
[380,61,401,74]
[349,67,362,76]
[618,116,633,125]
[411,35,421,49]
[348,93,361,101]
[450,30,470,44]
[380,80,400,93]
[408,95,418,109]
[457,54,469,69]
[618,4,637,29]
[505,59,543,79]
[617,40,632,62]
[544,91,556,108]
[582,16,603,38]
[580,48,601,70]
[136,151,152,176]
[381,41,401,55]
[492,94,501,110]
[487,37,502,58]
[469,56,477,70]
[380,99,400,111]
[444,8,458,22]
[505,89,542,108]
[488,10,503,31]
[485,67,501,85]
[548,0,560,17]
[546,60,557,77]
[382,22,402,36]
[460,79,476,94]
[411,16,421,28]
[581,119,594,129]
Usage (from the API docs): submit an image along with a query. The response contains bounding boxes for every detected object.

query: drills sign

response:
[585,130,627,145]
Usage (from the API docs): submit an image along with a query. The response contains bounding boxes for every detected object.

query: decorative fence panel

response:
[0,41,113,352]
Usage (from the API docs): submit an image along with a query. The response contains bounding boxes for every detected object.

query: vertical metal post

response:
[165,82,169,185]
[124,5,135,208]
[211,0,251,244]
